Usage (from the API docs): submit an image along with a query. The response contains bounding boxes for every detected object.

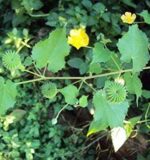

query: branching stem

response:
[16,66,150,85]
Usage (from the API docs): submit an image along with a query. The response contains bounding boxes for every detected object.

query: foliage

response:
[32,28,70,72]
[117,25,149,72]
[0,103,92,160]
[0,0,150,159]
[0,77,17,115]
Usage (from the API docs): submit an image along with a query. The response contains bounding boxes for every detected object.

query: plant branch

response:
[16,66,150,85]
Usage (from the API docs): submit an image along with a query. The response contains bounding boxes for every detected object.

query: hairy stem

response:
[16,66,150,85]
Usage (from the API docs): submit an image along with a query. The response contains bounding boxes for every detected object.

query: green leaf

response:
[142,90,150,99]
[124,116,141,137]
[41,82,57,99]
[32,28,70,73]
[79,62,88,75]
[88,91,129,135]
[79,95,88,107]
[81,0,92,9]
[122,0,136,8]
[92,42,111,63]
[87,120,107,136]
[89,63,102,74]
[60,85,79,105]
[5,109,26,123]
[124,73,142,104]
[139,10,150,25]
[67,58,84,69]
[106,53,122,71]
[117,25,149,72]
[0,77,17,115]
[22,0,43,12]
[93,2,105,14]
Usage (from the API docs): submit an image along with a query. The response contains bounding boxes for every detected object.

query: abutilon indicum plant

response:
[0,10,150,152]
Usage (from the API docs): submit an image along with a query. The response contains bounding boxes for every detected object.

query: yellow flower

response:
[121,12,136,24]
[68,28,89,50]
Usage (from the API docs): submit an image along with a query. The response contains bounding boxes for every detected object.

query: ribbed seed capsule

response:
[2,50,22,71]
[105,81,127,104]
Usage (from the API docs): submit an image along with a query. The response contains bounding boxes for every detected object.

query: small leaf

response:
[87,120,107,136]
[0,77,17,115]
[79,62,88,75]
[122,0,136,8]
[22,0,43,12]
[106,53,122,71]
[67,58,84,69]
[124,116,141,137]
[79,95,88,107]
[139,10,150,24]
[117,25,149,72]
[60,85,79,105]
[111,127,127,152]
[32,28,70,73]
[41,82,57,99]
[89,63,102,74]
[142,90,150,99]
[81,0,92,9]
[92,42,111,63]
[124,72,142,104]
[5,109,26,125]
[93,2,105,14]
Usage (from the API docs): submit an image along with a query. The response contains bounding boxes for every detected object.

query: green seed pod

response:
[2,50,22,71]
[105,81,127,104]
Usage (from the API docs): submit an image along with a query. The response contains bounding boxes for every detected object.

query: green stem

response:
[28,13,50,17]
[137,119,150,124]
[33,63,42,76]
[104,44,121,72]
[134,21,145,24]
[78,80,84,91]
[42,64,48,76]
[21,41,31,48]
[55,104,68,120]
[16,45,24,54]
[145,104,150,129]
[16,77,45,85]
[23,69,42,77]
[83,80,96,92]
[85,46,93,49]
[16,66,150,85]
[110,54,121,71]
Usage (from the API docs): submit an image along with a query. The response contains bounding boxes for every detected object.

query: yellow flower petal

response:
[125,12,132,17]
[121,15,126,22]
[121,12,136,24]
[67,28,89,50]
